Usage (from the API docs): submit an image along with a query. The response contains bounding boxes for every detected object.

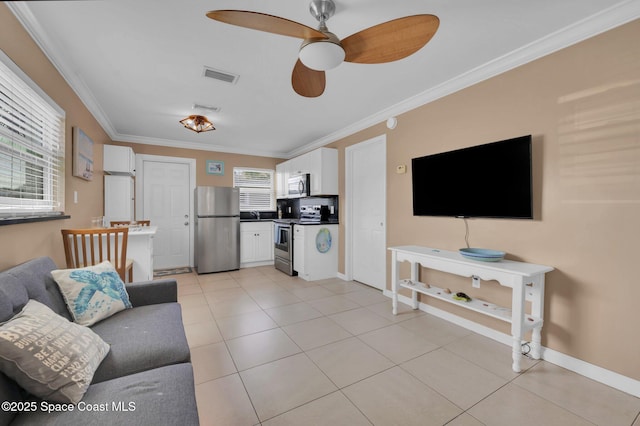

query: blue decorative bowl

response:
[459,248,505,262]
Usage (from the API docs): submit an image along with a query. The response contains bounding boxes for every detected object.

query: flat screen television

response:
[412,135,533,219]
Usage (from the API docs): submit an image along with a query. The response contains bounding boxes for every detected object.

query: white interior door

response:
[347,135,386,290]
[140,158,193,269]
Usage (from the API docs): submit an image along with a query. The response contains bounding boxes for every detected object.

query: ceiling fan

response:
[206,0,439,98]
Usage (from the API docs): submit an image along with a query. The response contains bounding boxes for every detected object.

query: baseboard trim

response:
[240,260,274,268]
[539,346,640,398]
[384,290,640,398]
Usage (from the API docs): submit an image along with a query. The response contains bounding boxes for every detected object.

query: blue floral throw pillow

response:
[51,261,132,326]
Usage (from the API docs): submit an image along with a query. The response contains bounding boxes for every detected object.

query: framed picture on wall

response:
[206,160,224,175]
[72,127,94,181]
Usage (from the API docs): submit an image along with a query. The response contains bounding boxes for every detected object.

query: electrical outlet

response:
[472,276,481,288]
[396,165,406,174]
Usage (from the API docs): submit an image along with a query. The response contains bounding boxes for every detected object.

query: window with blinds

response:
[0,50,65,218]
[233,167,275,211]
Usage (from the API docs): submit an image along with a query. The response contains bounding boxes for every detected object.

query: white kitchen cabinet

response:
[293,224,338,281]
[104,145,136,176]
[293,225,305,277]
[288,152,312,176]
[276,147,338,198]
[275,162,288,199]
[306,147,338,196]
[240,221,274,267]
[127,226,156,281]
[104,175,134,223]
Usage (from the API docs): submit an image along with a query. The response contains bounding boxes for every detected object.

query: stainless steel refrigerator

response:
[194,186,240,273]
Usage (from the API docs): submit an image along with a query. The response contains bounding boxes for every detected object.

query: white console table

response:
[389,245,554,373]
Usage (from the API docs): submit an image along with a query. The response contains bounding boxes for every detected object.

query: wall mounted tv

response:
[411,135,533,219]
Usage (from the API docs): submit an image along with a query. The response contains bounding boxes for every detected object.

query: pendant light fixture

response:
[179,115,215,133]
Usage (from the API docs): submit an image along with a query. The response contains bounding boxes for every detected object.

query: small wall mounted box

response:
[386,117,397,129]
[396,165,406,174]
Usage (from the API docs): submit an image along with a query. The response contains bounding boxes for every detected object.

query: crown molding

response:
[7,2,120,138]
[291,0,640,157]
[8,1,640,159]
[112,132,289,159]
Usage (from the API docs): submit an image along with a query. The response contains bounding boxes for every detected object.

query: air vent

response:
[203,66,239,84]
[193,103,221,113]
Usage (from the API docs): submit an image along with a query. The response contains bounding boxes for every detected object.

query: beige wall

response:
[2,1,638,382]
[0,5,277,270]
[0,5,109,269]
[107,142,278,188]
[328,19,640,380]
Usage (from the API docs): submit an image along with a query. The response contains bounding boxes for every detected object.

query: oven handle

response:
[274,224,290,246]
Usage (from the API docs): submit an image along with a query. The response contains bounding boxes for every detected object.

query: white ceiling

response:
[8,0,640,158]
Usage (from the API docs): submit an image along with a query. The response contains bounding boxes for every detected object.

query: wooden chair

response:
[110,220,151,227]
[61,227,133,282]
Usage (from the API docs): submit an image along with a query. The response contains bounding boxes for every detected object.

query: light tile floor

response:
[165,266,640,426]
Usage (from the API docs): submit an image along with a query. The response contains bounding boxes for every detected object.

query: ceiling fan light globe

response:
[299,40,345,71]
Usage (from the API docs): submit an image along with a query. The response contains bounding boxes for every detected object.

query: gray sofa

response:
[0,257,199,425]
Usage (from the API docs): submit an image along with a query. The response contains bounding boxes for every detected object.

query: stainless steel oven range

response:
[274,220,296,276]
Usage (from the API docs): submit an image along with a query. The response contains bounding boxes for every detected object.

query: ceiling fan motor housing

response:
[309,0,336,23]
[300,0,344,71]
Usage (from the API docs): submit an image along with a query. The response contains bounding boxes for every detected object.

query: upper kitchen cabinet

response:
[306,148,338,196]
[276,147,338,198]
[104,145,135,176]
[288,151,312,177]
[275,162,288,199]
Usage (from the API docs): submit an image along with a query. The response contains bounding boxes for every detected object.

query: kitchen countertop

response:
[126,225,158,235]
[241,218,340,225]
[274,219,339,225]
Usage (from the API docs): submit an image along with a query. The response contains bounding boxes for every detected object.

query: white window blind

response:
[0,50,65,217]
[233,167,275,211]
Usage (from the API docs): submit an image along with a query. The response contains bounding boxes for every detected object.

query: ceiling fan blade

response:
[207,10,327,40]
[342,15,440,64]
[292,60,326,98]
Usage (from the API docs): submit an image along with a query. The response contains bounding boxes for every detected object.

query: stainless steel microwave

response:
[287,173,310,198]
